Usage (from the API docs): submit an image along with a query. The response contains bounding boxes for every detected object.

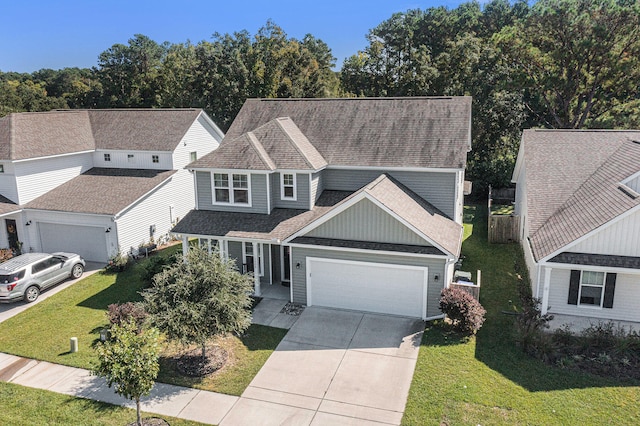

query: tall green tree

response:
[142,247,253,359]
[495,0,640,128]
[97,34,168,107]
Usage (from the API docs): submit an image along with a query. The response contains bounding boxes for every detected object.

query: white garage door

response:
[39,223,109,263]
[307,257,427,319]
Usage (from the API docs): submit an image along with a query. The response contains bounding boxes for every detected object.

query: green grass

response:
[402,205,640,425]
[0,381,207,426]
[0,244,286,395]
[490,203,514,215]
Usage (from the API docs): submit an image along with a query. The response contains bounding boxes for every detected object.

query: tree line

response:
[2,0,639,189]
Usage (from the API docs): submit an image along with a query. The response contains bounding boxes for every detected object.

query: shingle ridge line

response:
[274,117,316,169]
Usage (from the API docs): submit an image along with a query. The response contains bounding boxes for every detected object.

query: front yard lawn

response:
[402,205,640,425]
[0,382,207,426]
[0,245,286,396]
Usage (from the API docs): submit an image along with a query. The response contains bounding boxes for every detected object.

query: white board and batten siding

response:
[323,169,459,221]
[546,267,640,323]
[116,169,193,254]
[311,171,325,204]
[14,153,93,204]
[569,208,640,257]
[173,113,223,170]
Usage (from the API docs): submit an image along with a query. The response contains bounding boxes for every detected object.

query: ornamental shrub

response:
[140,254,174,286]
[439,287,486,334]
[107,302,148,333]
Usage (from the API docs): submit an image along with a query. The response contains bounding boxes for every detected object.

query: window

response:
[212,172,250,205]
[127,154,135,163]
[103,154,110,162]
[190,151,197,162]
[213,173,230,203]
[281,173,296,200]
[579,271,605,307]
[0,164,4,173]
[152,155,159,163]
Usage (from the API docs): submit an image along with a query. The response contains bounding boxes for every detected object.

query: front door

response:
[282,246,291,282]
[5,219,19,254]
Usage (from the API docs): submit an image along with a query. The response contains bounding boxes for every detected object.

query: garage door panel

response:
[308,258,426,318]
[39,223,108,263]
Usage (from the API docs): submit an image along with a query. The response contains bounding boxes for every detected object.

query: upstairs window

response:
[152,155,159,163]
[127,154,135,163]
[212,173,250,205]
[103,153,111,162]
[281,173,296,200]
[0,164,4,173]
[190,152,197,162]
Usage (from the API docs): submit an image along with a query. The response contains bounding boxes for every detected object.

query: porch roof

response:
[548,252,640,270]
[0,195,20,216]
[171,191,353,241]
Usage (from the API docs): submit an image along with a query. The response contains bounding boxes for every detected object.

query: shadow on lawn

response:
[77,268,147,311]
[463,204,634,391]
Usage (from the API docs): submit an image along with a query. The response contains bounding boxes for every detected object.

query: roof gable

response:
[197,97,471,170]
[288,174,462,257]
[522,130,640,261]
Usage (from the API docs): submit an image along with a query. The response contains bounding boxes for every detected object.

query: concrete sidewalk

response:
[0,352,237,425]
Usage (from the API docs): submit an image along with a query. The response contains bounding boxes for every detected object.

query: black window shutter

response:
[603,273,617,309]
[568,270,580,305]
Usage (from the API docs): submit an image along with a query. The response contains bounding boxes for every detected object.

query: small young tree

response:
[142,246,253,359]
[93,319,160,426]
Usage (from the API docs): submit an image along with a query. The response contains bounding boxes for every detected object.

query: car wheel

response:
[24,286,40,303]
[71,263,84,279]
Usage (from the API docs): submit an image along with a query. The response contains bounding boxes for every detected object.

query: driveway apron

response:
[221,307,424,425]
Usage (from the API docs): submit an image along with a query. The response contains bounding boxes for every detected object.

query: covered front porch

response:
[180,235,293,299]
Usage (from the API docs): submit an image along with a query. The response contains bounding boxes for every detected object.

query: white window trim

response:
[242,242,264,277]
[281,173,297,201]
[127,154,135,163]
[211,172,252,207]
[103,153,111,162]
[578,270,606,309]
[152,155,159,163]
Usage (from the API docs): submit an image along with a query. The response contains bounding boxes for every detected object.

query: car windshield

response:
[0,270,25,284]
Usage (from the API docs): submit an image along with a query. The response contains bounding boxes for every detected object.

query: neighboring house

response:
[513,129,640,324]
[0,109,223,262]
[172,97,470,320]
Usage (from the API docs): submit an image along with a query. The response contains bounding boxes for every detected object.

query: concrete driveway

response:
[222,307,424,426]
[0,261,103,323]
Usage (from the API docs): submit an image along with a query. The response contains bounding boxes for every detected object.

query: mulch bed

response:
[175,344,229,377]
[280,302,305,316]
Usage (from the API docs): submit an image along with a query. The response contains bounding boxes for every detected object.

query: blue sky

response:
[1,0,474,73]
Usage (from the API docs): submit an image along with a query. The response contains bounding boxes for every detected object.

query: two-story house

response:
[0,109,223,262]
[513,129,640,326]
[172,97,470,320]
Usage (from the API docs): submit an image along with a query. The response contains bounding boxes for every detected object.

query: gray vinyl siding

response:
[311,171,324,204]
[272,245,282,283]
[227,241,243,272]
[547,267,640,322]
[271,173,311,209]
[324,169,457,219]
[307,198,429,246]
[290,246,446,318]
[195,171,268,214]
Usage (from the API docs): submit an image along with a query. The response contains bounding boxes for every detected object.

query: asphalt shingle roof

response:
[171,191,352,241]
[192,97,471,169]
[548,252,640,270]
[521,130,640,261]
[24,168,176,215]
[0,195,20,216]
[0,109,204,161]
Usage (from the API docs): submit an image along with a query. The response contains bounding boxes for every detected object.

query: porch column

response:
[541,266,552,315]
[218,239,225,260]
[252,241,261,296]
[207,239,212,255]
[181,235,188,260]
